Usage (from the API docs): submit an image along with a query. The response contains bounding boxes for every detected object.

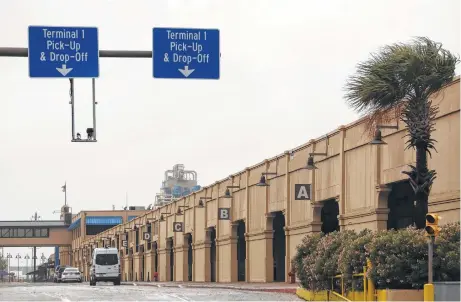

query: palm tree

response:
[344,37,459,229]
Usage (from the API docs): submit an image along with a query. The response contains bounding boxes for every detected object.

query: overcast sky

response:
[0,0,459,263]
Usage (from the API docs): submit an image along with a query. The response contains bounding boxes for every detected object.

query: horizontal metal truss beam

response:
[0,47,152,58]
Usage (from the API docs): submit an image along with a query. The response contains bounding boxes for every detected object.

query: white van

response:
[89,247,121,286]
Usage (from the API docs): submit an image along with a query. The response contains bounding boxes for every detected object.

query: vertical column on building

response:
[215,182,220,282]
[338,126,347,230]
[244,167,251,282]
[180,233,189,281]
[262,160,274,282]
[309,140,323,232]
[283,151,291,281]
[373,131,391,230]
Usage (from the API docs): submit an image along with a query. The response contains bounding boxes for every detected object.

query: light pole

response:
[40,254,48,281]
[24,254,30,282]
[6,253,12,282]
[15,254,21,282]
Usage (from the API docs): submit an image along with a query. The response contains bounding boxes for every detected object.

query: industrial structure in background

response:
[154,164,200,208]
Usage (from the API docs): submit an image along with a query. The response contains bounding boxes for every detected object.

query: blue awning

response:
[85,216,123,225]
[67,218,81,231]
[128,216,137,222]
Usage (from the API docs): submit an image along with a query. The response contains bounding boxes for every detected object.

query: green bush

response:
[367,227,428,289]
[292,232,321,290]
[434,222,460,281]
[293,223,460,291]
[338,229,374,291]
[310,230,358,291]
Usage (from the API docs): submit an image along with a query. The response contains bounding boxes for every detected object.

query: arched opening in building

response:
[186,233,193,281]
[167,237,174,281]
[236,220,246,282]
[321,199,340,234]
[209,227,217,282]
[153,242,158,275]
[272,211,286,282]
[387,180,416,230]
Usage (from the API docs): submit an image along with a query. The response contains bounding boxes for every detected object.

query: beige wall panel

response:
[290,170,313,224]
[249,186,266,232]
[345,145,375,212]
[231,190,246,221]
[429,112,460,200]
[344,122,370,151]
[276,155,288,175]
[158,252,167,281]
[218,244,231,282]
[166,215,174,238]
[206,199,217,228]
[195,208,206,242]
[433,80,460,117]
[269,175,286,213]
[194,248,206,281]
[289,147,311,173]
[175,251,185,281]
[380,131,416,184]
[248,240,266,282]
[249,165,266,186]
[185,208,193,233]
[314,155,340,201]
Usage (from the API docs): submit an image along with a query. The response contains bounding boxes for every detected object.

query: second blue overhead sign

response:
[153,27,220,80]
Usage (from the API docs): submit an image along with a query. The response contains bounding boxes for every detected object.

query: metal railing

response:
[329,266,368,301]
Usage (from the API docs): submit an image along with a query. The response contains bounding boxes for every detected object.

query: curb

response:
[121,282,297,293]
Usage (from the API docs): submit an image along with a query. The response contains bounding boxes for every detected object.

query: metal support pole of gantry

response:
[0,47,151,143]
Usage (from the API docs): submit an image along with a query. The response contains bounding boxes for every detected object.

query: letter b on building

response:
[218,208,230,220]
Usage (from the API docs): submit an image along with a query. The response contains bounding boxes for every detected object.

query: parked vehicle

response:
[89,247,121,286]
[54,265,70,283]
[60,267,82,283]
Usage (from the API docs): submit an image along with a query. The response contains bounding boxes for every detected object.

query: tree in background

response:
[0,258,6,271]
[344,37,459,228]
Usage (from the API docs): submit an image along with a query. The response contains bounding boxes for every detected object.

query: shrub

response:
[338,229,374,291]
[367,227,427,289]
[308,230,358,291]
[434,222,460,281]
[292,232,322,290]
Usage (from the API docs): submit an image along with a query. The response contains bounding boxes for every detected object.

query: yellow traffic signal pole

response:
[424,213,440,302]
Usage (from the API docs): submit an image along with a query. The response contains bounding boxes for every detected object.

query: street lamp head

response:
[256,175,269,187]
[370,128,387,145]
[223,188,232,198]
[306,155,318,170]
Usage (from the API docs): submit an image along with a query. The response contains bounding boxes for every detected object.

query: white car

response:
[89,247,121,286]
[60,267,82,283]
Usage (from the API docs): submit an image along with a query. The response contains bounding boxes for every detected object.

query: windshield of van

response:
[95,254,118,266]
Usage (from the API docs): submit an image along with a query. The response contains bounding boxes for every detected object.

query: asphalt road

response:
[0,282,301,301]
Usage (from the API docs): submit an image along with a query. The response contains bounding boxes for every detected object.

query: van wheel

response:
[113,278,121,286]
[90,281,96,286]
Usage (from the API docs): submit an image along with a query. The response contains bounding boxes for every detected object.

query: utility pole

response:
[30,212,41,283]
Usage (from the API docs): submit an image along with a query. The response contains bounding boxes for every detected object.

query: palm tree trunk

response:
[414,145,429,229]
[401,98,438,229]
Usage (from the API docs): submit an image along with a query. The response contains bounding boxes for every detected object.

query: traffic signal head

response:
[425,213,441,237]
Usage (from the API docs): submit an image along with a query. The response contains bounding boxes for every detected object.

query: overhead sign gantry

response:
[1,25,221,142]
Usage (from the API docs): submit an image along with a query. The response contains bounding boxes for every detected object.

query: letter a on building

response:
[294,184,311,200]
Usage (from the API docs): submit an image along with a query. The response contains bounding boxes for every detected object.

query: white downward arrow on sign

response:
[56,64,73,76]
[178,66,195,77]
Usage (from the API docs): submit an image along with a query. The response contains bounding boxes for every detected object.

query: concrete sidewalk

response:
[121,281,298,293]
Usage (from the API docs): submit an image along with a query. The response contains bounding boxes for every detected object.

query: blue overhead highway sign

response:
[153,27,220,79]
[28,26,99,78]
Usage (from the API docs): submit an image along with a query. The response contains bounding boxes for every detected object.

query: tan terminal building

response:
[67,77,459,283]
